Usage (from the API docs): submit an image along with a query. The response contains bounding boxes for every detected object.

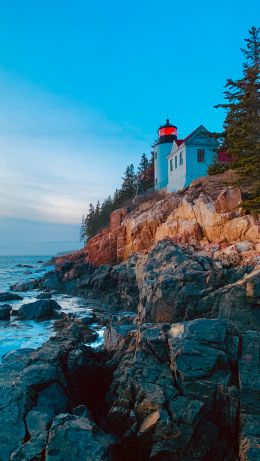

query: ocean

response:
[0,255,104,361]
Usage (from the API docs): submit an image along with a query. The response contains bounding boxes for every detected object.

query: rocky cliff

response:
[6,172,260,461]
[55,171,260,271]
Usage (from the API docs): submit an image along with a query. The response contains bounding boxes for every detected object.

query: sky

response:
[0,0,259,255]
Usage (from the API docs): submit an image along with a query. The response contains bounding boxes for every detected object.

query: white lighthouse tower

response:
[154,119,177,190]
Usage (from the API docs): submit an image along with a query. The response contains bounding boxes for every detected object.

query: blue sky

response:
[0,0,259,255]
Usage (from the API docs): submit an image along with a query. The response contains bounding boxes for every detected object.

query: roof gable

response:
[184,125,219,146]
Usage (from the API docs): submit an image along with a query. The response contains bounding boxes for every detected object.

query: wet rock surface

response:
[0,320,105,461]
[18,299,62,320]
[0,304,12,320]
[0,292,23,301]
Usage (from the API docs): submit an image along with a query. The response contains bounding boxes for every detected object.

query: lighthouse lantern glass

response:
[159,126,177,137]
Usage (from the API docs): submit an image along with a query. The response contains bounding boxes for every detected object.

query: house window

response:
[170,159,173,171]
[155,178,158,185]
[175,156,177,169]
[179,151,183,165]
[197,149,205,162]
[154,152,157,159]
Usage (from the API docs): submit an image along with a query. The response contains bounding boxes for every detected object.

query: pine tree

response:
[137,153,149,194]
[84,203,95,240]
[79,214,86,241]
[120,164,137,202]
[215,26,260,212]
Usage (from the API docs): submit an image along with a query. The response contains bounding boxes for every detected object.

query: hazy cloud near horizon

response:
[0,72,149,254]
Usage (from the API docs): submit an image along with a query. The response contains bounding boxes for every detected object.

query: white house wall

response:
[167,145,187,192]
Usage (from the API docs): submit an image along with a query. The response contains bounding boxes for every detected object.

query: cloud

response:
[0,70,149,227]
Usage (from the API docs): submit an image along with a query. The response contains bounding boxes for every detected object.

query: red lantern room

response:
[158,119,177,144]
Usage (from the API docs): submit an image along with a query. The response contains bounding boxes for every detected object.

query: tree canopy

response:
[215,26,260,212]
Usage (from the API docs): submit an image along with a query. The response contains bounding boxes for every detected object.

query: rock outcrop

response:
[0,320,104,461]
[0,292,23,302]
[54,178,260,270]
[1,315,259,461]
[104,318,259,461]
[5,175,260,460]
[18,299,62,320]
[0,304,11,320]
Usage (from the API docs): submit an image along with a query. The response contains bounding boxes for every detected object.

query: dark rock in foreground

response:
[0,304,11,320]
[45,410,115,461]
[0,292,23,302]
[0,320,103,461]
[104,318,260,461]
[18,299,62,320]
[0,316,259,460]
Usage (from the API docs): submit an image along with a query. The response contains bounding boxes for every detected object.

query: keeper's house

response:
[153,119,229,192]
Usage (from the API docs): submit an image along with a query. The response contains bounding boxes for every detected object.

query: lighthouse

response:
[154,119,177,190]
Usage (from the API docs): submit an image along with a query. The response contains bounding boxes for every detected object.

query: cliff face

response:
[10,174,259,461]
[55,173,260,271]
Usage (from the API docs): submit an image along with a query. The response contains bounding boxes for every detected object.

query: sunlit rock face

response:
[54,177,260,271]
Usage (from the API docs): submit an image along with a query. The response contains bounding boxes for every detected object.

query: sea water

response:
[0,256,104,361]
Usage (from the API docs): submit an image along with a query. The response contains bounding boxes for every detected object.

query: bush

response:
[208,162,230,175]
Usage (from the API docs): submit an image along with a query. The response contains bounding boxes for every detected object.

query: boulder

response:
[45,412,115,461]
[10,280,39,292]
[36,292,52,299]
[18,299,61,320]
[0,292,23,302]
[0,304,11,320]
[215,187,242,213]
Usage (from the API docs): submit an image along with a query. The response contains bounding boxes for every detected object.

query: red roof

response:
[175,139,184,146]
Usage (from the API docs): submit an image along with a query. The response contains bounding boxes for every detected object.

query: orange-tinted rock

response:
[215,187,242,213]
[57,186,260,268]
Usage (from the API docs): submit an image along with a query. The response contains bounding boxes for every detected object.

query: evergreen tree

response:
[120,164,137,201]
[137,153,149,194]
[84,203,95,240]
[136,152,155,194]
[79,214,86,241]
[215,26,260,212]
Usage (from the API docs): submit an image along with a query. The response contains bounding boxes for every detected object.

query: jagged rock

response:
[45,412,115,461]
[214,187,242,213]
[0,292,23,301]
[105,318,240,461]
[104,324,136,352]
[214,245,241,266]
[133,240,259,332]
[42,271,62,291]
[0,322,102,461]
[18,299,62,320]
[10,280,40,292]
[36,292,52,299]
[52,180,259,270]
[0,304,11,320]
